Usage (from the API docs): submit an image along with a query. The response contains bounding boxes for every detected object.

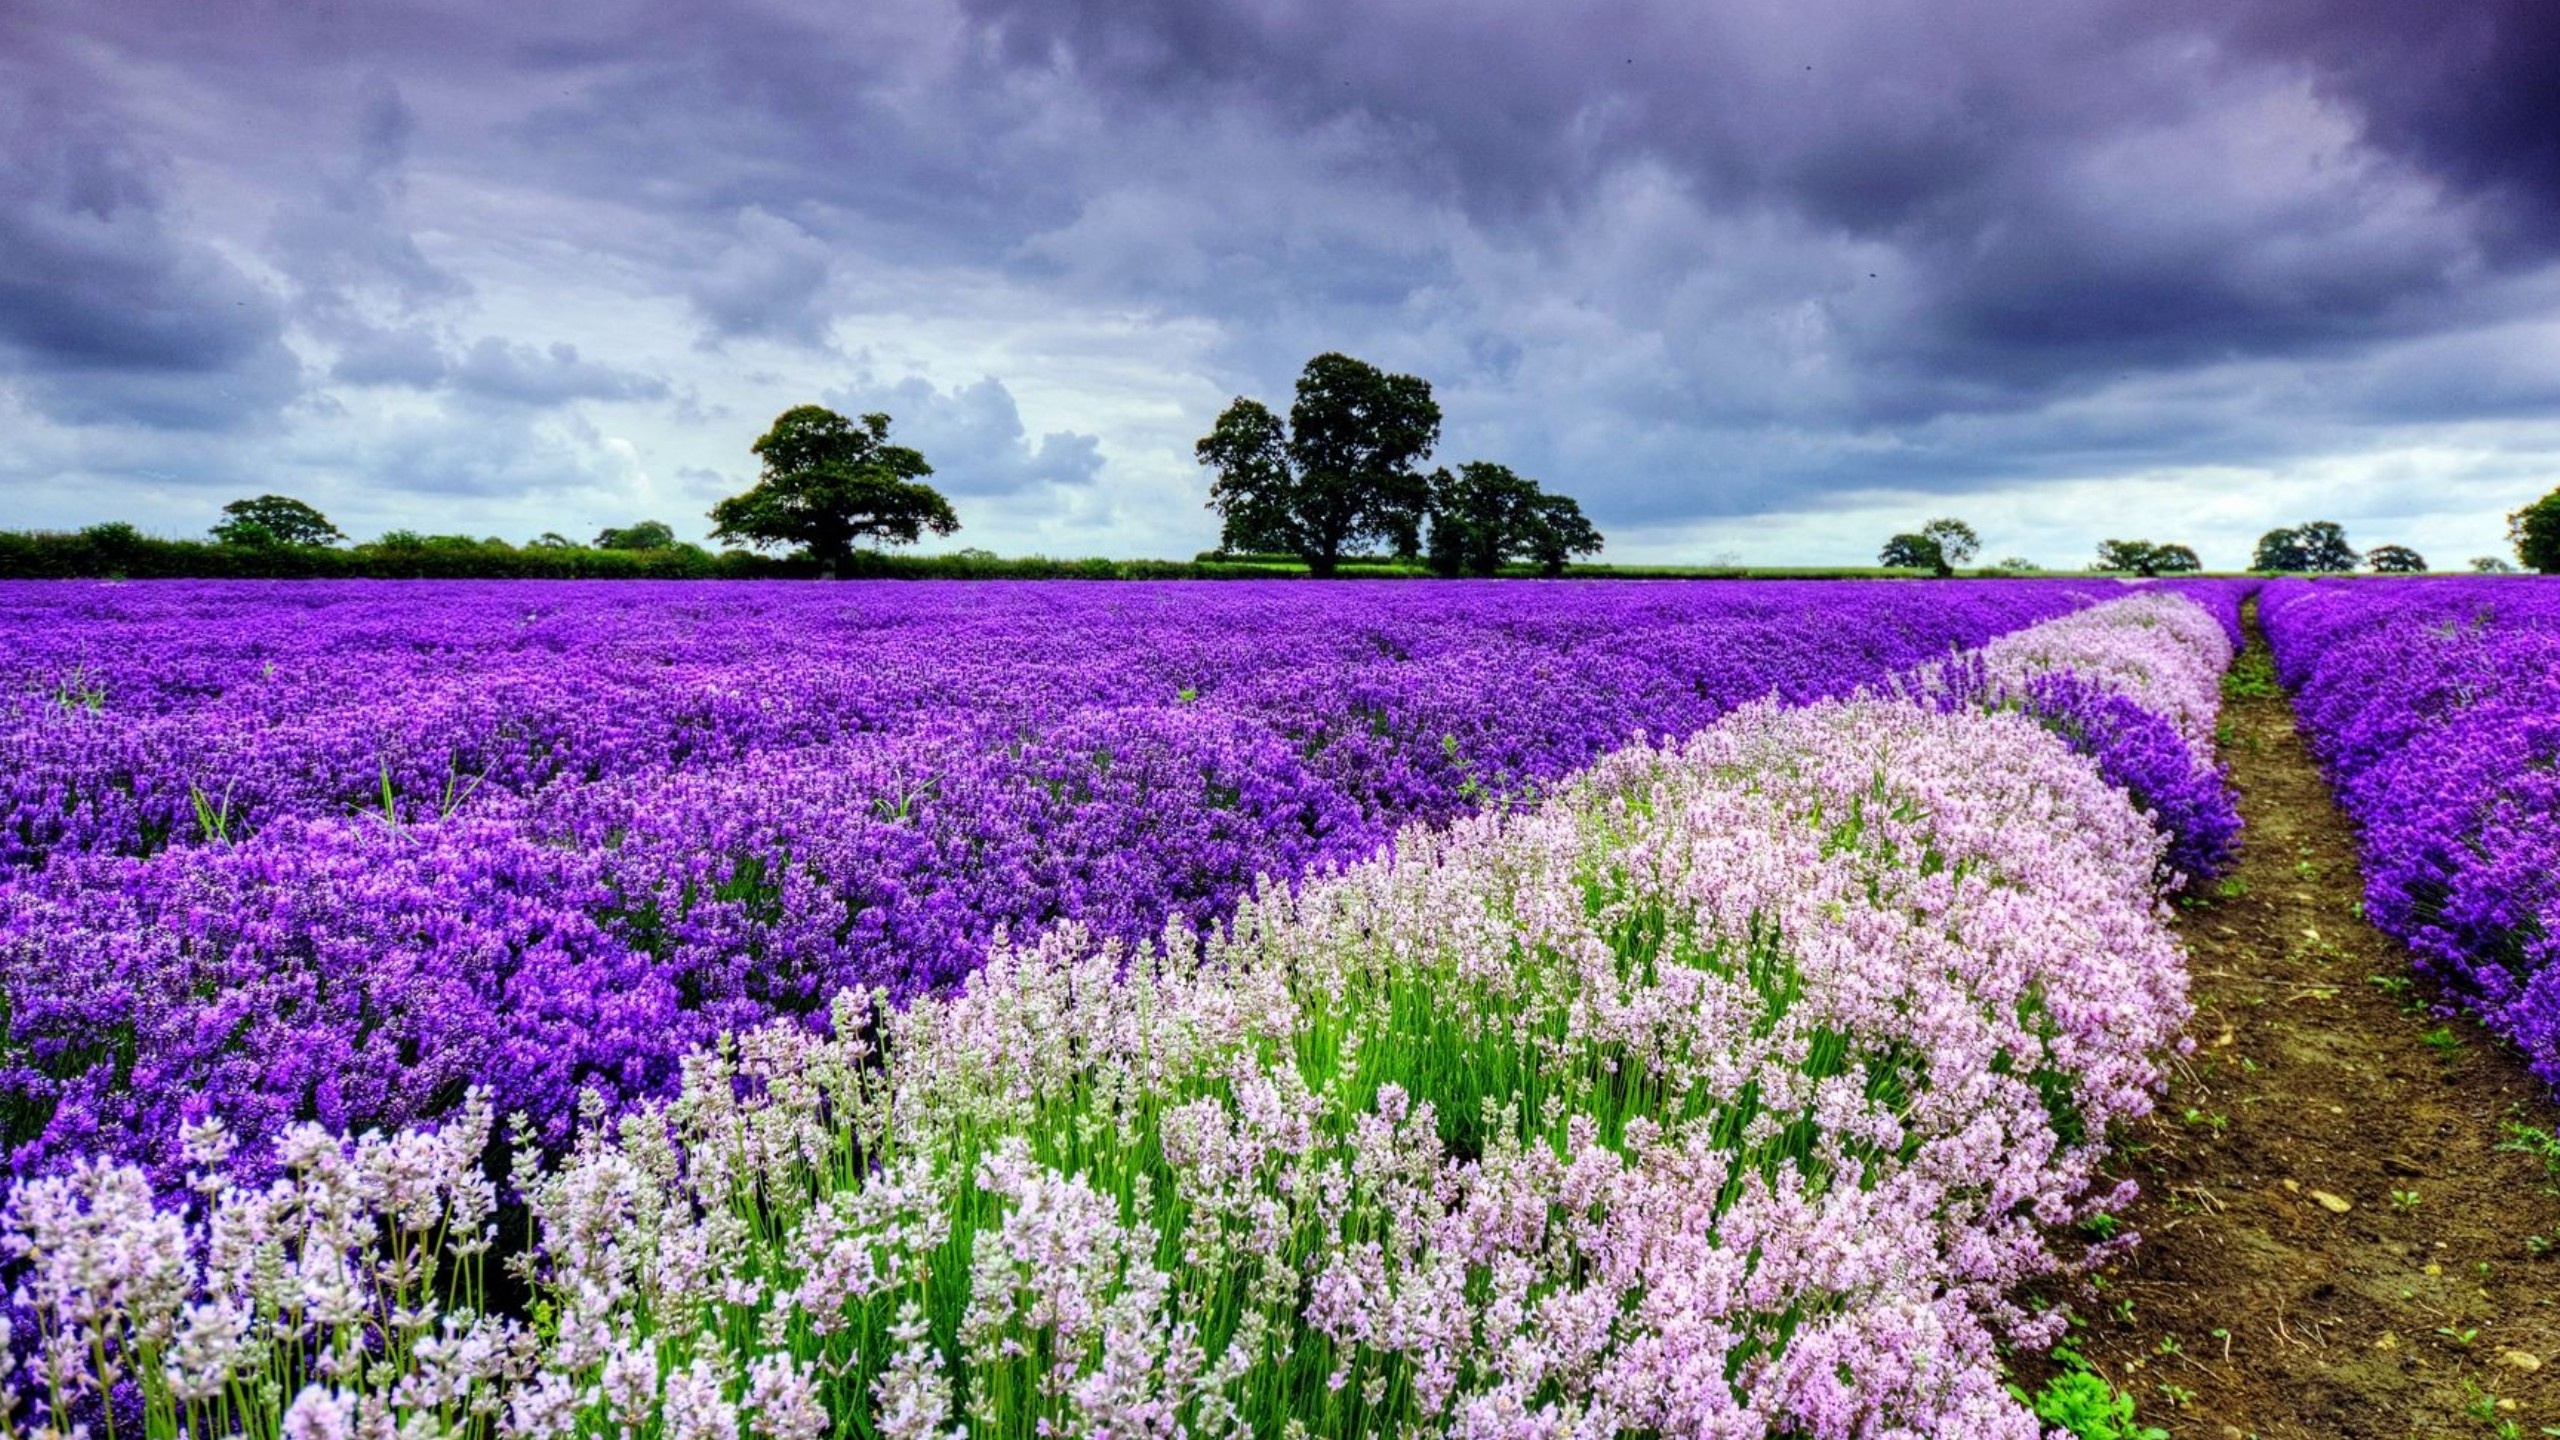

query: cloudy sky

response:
[4,0,2556,567]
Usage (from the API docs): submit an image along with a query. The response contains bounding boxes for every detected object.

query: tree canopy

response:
[1880,518,1980,577]
[2365,544,2427,574]
[211,495,345,548]
[2512,488,2560,574]
[710,406,959,569]
[1422,463,1604,577]
[594,520,678,551]
[1197,353,1441,577]
[1917,518,1980,568]
[2094,539,2201,576]
[2252,521,2358,574]
[1878,533,1946,575]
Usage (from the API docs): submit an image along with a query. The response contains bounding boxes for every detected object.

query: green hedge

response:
[0,530,794,580]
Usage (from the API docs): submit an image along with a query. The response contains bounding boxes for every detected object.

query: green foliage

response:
[2253,520,2357,573]
[1422,462,1604,576]
[1919,517,1981,566]
[2472,555,2519,573]
[1879,519,1981,576]
[0,528,778,579]
[2510,487,2560,574]
[711,405,961,567]
[593,519,678,550]
[2365,543,2427,574]
[2014,1359,2168,1440]
[210,494,345,548]
[1879,532,1948,576]
[1197,352,1442,576]
[2221,648,2281,698]
[2094,539,2200,576]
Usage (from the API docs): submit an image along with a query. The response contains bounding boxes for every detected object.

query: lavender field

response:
[2265,576,2560,1093]
[0,579,2247,1438]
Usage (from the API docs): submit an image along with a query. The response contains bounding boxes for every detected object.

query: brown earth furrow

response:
[2062,600,2560,1438]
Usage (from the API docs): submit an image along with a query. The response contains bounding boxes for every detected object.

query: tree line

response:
[13,370,2560,577]
[1867,506,2560,576]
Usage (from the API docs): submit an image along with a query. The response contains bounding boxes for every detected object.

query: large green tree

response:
[2512,487,2560,574]
[211,495,345,548]
[710,406,959,569]
[1197,353,1441,577]
[2365,544,2427,574]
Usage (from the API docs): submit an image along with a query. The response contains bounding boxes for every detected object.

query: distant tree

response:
[1879,533,1948,576]
[212,495,345,548]
[2251,528,2306,573]
[2365,544,2427,574]
[594,520,677,550]
[529,532,574,549]
[1420,463,1601,577]
[2094,538,2199,576]
[1990,556,2039,574]
[2471,555,2519,574]
[1425,462,1540,576]
[1918,518,1981,569]
[1197,353,1441,578]
[373,529,428,549]
[1521,493,1602,577]
[2253,522,2356,574]
[2293,520,2358,573]
[2512,487,2560,574]
[710,406,960,570]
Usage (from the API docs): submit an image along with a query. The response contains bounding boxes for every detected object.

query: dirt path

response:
[2063,604,2560,1438]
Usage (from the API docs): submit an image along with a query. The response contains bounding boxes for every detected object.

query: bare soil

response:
[2057,604,2560,1438]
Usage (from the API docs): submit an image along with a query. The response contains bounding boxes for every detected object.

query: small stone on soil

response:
[2503,1350,2544,1372]
[2309,1189,2353,1213]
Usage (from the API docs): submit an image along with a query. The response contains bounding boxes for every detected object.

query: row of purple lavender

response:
[3,580,2252,1199]
[2264,576,2560,1092]
[2,578,2149,1187]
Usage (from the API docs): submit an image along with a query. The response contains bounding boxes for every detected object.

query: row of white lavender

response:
[0,592,2231,1440]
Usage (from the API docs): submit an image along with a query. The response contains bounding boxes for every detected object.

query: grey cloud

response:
[2211,0,2560,245]
[267,74,469,328]
[6,0,2560,549]
[687,207,837,346]
[825,374,1106,497]
[451,338,668,406]
[0,80,302,429]
[331,324,451,388]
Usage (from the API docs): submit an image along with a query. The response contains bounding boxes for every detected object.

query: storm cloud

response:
[2,0,2555,563]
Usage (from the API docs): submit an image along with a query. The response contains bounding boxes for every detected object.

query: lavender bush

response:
[4,580,2148,1186]
[2264,577,2560,1091]
[1921,591,2243,885]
